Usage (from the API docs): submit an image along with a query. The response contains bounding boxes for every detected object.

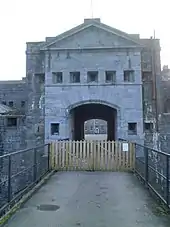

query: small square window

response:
[142,72,152,82]
[8,101,14,107]
[7,117,17,127]
[2,101,6,105]
[87,71,98,83]
[51,123,59,135]
[124,70,135,82]
[70,72,80,83]
[128,123,137,135]
[105,71,116,83]
[52,72,63,83]
[142,62,149,69]
[21,101,25,107]
[144,123,153,132]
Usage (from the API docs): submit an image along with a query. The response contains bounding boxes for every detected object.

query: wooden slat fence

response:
[51,140,135,172]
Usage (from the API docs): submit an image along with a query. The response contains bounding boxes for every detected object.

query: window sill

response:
[128,132,137,136]
[6,126,17,129]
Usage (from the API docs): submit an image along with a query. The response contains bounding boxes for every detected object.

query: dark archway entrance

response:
[70,103,117,141]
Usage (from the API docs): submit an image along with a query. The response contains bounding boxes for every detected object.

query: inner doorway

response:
[69,103,117,141]
[84,119,107,140]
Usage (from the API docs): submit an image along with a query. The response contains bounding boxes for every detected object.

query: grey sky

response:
[0,0,169,80]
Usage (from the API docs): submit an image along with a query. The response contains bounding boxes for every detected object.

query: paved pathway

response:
[5,172,170,227]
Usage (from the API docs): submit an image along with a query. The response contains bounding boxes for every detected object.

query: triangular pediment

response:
[41,20,143,50]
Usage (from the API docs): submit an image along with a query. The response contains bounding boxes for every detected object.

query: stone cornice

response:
[26,46,143,55]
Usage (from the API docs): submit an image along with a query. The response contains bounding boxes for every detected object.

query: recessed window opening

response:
[70,72,80,83]
[52,72,63,83]
[124,70,135,82]
[87,71,98,82]
[128,122,137,135]
[7,117,17,127]
[105,71,116,83]
[51,123,60,135]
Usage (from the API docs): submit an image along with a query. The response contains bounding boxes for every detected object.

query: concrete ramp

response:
[5,172,170,227]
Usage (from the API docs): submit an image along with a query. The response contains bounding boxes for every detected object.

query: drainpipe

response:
[151,40,159,132]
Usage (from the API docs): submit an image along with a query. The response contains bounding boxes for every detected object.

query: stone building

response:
[0,80,27,154]
[0,18,167,153]
[158,66,170,152]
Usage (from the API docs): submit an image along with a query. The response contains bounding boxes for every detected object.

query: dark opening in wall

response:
[128,123,137,135]
[70,72,80,83]
[164,99,170,113]
[2,101,6,105]
[21,101,25,107]
[144,122,153,132]
[51,123,59,135]
[7,117,17,127]
[8,101,13,107]
[35,73,45,83]
[142,72,152,82]
[124,70,135,82]
[87,71,98,82]
[52,72,63,83]
[105,71,116,83]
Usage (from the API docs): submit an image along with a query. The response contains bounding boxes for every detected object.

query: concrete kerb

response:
[0,170,55,226]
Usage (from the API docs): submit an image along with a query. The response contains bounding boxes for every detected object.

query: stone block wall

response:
[0,20,167,154]
[0,79,27,154]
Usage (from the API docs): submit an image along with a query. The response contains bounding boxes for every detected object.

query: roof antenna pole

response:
[154,29,156,39]
[91,0,94,18]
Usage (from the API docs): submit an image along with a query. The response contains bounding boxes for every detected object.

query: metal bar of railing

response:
[0,143,51,217]
[7,156,11,203]
[0,144,49,159]
[33,148,37,182]
[134,143,170,208]
[166,155,169,206]
[148,165,167,180]
[144,147,149,185]
[48,143,50,171]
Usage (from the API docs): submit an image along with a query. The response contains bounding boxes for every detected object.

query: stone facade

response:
[0,80,27,154]
[158,66,170,152]
[0,18,166,154]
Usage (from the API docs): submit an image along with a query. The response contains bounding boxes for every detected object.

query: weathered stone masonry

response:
[0,18,168,154]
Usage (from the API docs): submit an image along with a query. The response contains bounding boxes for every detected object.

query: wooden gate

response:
[50,140,135,171]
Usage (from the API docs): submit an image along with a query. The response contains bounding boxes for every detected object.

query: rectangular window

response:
[52,72,63,83]
[70,72,80,83]
[87,71,98,83]
[144,123,153,132]
[2,101,6,105]
[21,101,25,107]
[124,70,135,82]
[7,117,17,127]
[128,123,137,135]
[142,72,152,82]
[51,123,59,135]
[105,71,116,83]
[8,101,14,107]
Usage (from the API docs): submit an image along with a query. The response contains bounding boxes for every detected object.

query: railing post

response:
[133,143,136,170]
[47,143,51,171]
[144,147,149,185]
[8,155,12,202]
[33,148,37,182]
[166,155,169,206]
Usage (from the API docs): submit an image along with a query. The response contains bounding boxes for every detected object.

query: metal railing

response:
[0,143,51,217]
[135,143,170,207]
